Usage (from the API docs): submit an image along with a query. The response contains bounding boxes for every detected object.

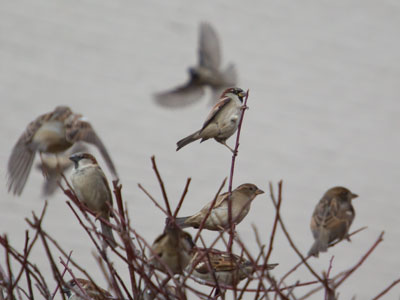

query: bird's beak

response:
[351,193,358,199]
[69,154,79,163]
[61,287,71,297]
[256,189,265,195]
[239,90,247,99]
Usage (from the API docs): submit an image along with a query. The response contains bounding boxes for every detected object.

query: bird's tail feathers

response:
[308,238,329,257]
[176,131,201,151]
[101,222,117,248]
[175,217,190,228]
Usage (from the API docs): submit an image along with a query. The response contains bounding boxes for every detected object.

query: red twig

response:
[227,89,250,252]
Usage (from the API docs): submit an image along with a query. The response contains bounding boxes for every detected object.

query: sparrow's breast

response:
[32,121,72,153]
[71,167,111,214]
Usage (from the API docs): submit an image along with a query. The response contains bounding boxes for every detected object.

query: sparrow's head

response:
[69,152,98,169]
[221,87,247,102]
[52,105,72,119]
[235,183,264,198]
[324,186,358,202]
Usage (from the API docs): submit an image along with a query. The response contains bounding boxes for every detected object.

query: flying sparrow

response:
[7,106,118,196]
[70,152,117,247]
[176,87,247,153]
[149,223,195,275]
[176,183,264,231]
[308,186,358,257]
[154,22,237,108]
[35,143,88,196]
[186,247,278,286]
[62,278,112,300]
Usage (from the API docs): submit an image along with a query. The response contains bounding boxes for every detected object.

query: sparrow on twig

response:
[154,22,237,108]
[308,186,358,257]
[149,223,195,275]
[35,143,88,196]
[62,278,112,300]
[176,87,247,153]
[70,153,117,247]
[176,183,264,231]
[7,106,118,196]
[185,247,278,286]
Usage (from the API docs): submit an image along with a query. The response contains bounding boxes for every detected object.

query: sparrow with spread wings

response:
[154,22,237,108]
[6,106,118,196]
[176,87,247,153]
[308,186,358,257]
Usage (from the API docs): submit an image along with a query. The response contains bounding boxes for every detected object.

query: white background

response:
[1,1,399,299]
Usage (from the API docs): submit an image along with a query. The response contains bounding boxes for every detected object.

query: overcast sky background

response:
[1,1,399,298]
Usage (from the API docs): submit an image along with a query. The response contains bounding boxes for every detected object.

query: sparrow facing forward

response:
[186,247,278,286]
[62,278,112,300]
[308,186,358,257]
[149,224,195,275]
[35,143,88,196]
[7,106,118,196]
[176,183,264,231]
[69,153,116,247]
[154,22,237,108]
[176,87,246,153]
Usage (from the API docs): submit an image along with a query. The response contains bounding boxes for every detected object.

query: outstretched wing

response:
[198,22,221,70]
[65,115,118,178]
[154,80,205,108]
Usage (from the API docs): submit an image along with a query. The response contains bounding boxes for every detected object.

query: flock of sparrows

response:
[5,22,359,299]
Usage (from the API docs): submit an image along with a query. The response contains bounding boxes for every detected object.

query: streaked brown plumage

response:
[149,225,195,275]
[186,247,278,286]
[154,22,237,108]
[176,87,247,153]
[308,186,358,257]
[62,278,112,300]
[70,153,116,247]
[7,106,118,196]
[176,183,264,231]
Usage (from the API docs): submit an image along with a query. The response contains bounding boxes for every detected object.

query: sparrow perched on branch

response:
[185,247,278,286]
[154,22,237,108]
[62,278,112,300]
[176,87,247,153]
[7,106,118,196]
[176,183,264,231]
[308,186,358,257]
[35,143,88,196]
[149,224,195,275]
[70,153,117,247]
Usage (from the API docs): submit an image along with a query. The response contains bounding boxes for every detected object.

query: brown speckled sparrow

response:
[308,186,358,257]
[176,87,246,153]
[149,224,195,275]
[35,143,88,196]
[143,285,187,300]
[176,183,264,231]
[7,106,118,196]
[154,22,237,108]
[186,247,278,286]
[62,278,112,300]
[70,153,116,247]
